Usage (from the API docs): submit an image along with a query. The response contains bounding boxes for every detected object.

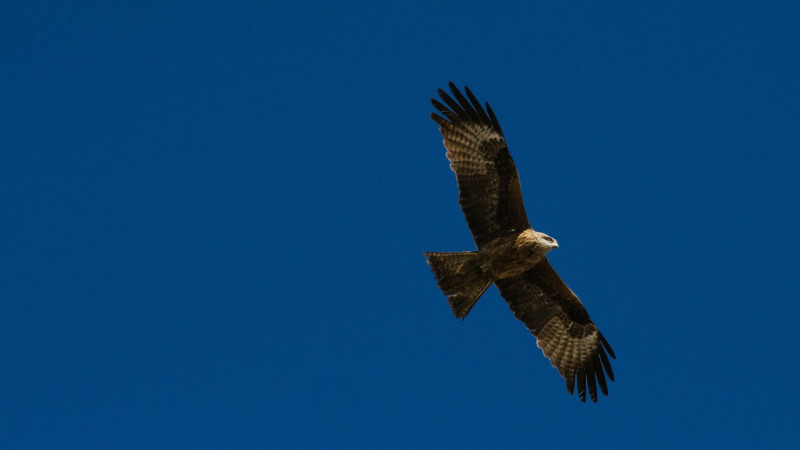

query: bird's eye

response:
[544,236,553,242]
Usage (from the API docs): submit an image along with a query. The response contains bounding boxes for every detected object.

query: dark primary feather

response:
[430,83,529,247]
[494,260,616,403]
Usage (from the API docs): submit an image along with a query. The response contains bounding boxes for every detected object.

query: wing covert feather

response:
[431,83,530,247]
[494,259,616,402]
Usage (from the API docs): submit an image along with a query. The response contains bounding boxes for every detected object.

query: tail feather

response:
[424,251,492,319]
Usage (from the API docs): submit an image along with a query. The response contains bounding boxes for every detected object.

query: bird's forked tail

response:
[424,251,492,319]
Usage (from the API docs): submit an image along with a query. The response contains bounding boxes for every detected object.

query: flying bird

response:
[424,82,616,402]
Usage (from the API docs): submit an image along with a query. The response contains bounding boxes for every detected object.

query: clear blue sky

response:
[2,1,798,448]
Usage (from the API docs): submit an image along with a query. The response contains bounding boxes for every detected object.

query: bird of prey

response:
[424,82,616,402]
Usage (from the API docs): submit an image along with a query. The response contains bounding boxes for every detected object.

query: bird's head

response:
[535,231,559,251]
[517,229,559,255]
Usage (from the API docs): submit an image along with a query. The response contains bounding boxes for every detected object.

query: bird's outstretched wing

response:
[431,82,530,247]
[493,260,616,402]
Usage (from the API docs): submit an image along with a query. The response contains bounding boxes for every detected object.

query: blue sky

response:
[2,1,798,448]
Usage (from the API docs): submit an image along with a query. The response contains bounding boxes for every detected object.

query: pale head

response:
[516,228,559,255]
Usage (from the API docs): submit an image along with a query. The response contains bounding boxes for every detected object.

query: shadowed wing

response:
[494,260,616,402]
[431,82,530,247]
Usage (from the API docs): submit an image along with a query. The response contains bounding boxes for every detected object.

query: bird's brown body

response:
[479,229,558,280]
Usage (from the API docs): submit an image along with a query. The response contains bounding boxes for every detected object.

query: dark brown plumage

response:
[424,82,615,402]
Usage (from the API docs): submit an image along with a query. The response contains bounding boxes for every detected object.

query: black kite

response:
[424,83,616,402]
